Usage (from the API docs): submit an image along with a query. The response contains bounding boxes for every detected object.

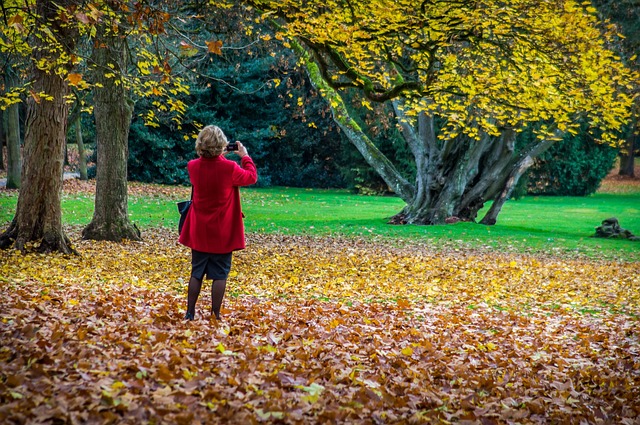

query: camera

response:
[226,142,238,152]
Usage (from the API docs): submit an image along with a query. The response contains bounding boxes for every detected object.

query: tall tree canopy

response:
[244,0,636,224]
[248,0,632,140]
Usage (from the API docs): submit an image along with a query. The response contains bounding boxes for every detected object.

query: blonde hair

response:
[195,125,227,158]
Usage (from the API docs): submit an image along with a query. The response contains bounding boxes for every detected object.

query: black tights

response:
[186,276,227,320]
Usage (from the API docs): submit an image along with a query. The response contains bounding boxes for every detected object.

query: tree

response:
[245,0,635,224]
[76,1,193,242]
[0,0,82,253]
[82,21,141,241]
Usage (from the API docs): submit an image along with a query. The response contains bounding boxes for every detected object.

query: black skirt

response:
[191,250,233,280]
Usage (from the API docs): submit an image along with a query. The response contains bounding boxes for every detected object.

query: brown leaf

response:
[206,40,223,55]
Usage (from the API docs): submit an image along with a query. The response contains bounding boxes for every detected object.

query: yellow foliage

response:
[248,0,636,144]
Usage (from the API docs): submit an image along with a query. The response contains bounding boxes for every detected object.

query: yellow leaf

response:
[111,381,126,390]
[401,346,413,356]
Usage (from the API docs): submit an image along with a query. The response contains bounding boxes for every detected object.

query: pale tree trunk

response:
[82,29,140,241]
[75,115,88,181]
[391,99,526,225]
[0,0,78,253]
[4,68,21,189]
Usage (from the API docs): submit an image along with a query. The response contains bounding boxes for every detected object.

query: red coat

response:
[179,155,257,253]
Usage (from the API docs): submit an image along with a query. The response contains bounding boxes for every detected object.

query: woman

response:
[179,125,257,321]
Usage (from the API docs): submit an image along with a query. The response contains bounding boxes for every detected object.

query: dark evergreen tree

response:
[125,7,351,188]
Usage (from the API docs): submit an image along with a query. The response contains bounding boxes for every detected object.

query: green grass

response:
[1,185,639,261]
[240,187,639,260]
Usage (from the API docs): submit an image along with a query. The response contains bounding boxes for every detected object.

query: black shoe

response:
[185,312,195,321]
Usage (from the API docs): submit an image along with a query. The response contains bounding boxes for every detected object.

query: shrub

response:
[525,129,617,196]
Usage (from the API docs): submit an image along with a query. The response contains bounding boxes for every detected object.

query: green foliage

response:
[522,127,617,196]
[592,0,640,65]
[127,118,192,185]
[201,51,347,188]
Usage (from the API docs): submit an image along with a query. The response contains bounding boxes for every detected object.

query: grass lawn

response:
[239,186,640,260]
[1,178,639,261]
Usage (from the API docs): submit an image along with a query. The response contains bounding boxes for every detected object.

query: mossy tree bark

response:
[82,28,140,242]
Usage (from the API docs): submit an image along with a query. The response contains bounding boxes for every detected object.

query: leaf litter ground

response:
[1,228,639,424]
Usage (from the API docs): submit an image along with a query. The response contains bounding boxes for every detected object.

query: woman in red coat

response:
[179,125,257,321]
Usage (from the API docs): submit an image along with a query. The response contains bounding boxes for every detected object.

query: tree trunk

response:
[0,73,74,252]
[75,115,88,180]
[1,93,67,248]
[480,157,533,226]
[82,30,141,242]
[292,40,414,202]
[618,132,636,177]
[4,69,22,189]
[480,136,558,225]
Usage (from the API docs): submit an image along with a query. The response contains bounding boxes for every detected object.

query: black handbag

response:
[177,187,193,234]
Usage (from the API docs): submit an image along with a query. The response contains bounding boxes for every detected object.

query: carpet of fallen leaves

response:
[598,163,640,194]
[1,227,639,425]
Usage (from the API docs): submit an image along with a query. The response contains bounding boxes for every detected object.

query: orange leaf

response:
[29,90,41,104]
[67,73,83,86]
[8,15,24,26]
[156,364,173,382]
[8,15,24,32]
[206,40,223,55]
